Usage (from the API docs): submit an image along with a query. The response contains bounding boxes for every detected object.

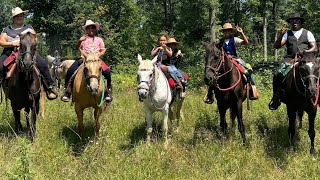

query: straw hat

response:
[167,38,179,44]
[220,23,236,32]
[12,7,29,18]
[82,20,100,31]
[286,12,305,24]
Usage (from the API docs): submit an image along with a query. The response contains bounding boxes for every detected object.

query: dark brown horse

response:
[203,42,247,143]
[3,30,41,140]
[280,52,319,157]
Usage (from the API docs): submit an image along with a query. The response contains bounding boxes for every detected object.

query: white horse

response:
[137,54,185,146]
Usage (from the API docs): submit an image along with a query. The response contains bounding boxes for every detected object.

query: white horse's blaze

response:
[137,54,185,145]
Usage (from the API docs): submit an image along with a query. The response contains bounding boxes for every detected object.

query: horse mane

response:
[85,52,100,62]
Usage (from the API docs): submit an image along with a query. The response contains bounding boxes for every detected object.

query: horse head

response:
[203,42,223,86]
[83,52,102,95]
[137,54,157,100]
[296,52,320,99]
[19,30,37,72]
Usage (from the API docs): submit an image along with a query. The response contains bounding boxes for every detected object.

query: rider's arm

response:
[274,27,287,49]
[151,47,160,56]
[0,33,13,48]
[163,46,172,57]
[76,36,87,50]
[305,42,318,53]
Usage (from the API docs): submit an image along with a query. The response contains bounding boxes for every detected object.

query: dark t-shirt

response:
[152,47,172,66]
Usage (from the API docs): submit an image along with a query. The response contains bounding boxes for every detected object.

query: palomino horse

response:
[46,55,75,89]
[72,52,106,137]
[3,30,41,139]
[137,54,185,146]
[203,42,247,143]
[280,52,319,157]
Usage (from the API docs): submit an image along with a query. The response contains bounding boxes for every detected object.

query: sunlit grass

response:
[0,76,320,179]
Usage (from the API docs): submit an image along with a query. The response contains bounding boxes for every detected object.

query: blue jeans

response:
[167,65,183,83]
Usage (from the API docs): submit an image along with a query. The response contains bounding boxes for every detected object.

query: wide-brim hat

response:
[220,23,236,32]
[286,12,305,24]
[167,38,179,45]
[82,20,100,31]
[12,7,29,18]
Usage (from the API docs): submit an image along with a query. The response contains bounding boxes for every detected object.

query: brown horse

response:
[203,42,247,143]
[72,52,107,137]
[3,30,41,139]
[280,52,319,157]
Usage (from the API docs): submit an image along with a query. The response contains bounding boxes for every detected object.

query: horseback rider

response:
[151,35,185,90]
[268,12,318,110]
[165,38,186,91]
[61,20,112,103]
[0,7,57,100]
[204,23,258,104]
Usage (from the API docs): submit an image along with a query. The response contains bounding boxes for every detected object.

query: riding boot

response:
[249,75,259,100]
[269,74,282,110]
[204,85,214,104]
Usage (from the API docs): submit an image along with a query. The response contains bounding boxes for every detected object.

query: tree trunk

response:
[263,15,268,61]
[272,1,278,61]
[209,6,216,42]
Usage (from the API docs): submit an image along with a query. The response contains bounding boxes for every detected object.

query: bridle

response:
[138,68,156,95]
[83,60,102,90]
[293,60,320,106]
[205,48,241,91]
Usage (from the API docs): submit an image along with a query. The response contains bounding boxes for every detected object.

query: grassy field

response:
[0,75,320,179]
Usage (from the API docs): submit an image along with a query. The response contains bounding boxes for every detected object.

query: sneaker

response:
[268,100,280,110]
[61,89,70,102]
[204,96,214,104]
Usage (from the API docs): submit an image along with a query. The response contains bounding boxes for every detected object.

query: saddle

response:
[227,55,258,100]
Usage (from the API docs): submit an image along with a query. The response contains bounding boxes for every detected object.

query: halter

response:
[138,66,169,110]
[293,60,320,106]
[206,48,241,91]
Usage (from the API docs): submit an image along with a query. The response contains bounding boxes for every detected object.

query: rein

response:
[206,50,242,91]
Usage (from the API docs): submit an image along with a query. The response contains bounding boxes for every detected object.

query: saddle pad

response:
[101,61,109,72]
[229,58,245,74]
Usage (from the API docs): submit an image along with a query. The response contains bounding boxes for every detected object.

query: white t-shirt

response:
[282,28,316,42]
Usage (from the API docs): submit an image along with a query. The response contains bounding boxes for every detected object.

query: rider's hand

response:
[79,36,87,42]
[11,41,20,47]
[280,25,288,35]
[158,46,164,51]
[236,26,243,33]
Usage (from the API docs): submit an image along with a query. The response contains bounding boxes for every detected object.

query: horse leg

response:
[307,111,316,157]
[175,98,184,133]
[297,110,303,129]
[94,108,102,137]
[145,108,153,144]
[24,108,31,136]
[218,104,227,133]
[75,104,84,138]
[287,106,297,147]
[168,106,174,132]
[235,100,246,144]
[12,108,23,134]
[230,107,236,129]
[162,106,169,147]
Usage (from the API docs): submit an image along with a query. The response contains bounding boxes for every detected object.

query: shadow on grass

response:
[120,118,163,151]
[191,111,227,145]
[256,113,301,169]
[61,123,95,157]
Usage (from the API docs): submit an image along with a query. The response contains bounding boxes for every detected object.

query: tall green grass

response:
[0,74,320,179]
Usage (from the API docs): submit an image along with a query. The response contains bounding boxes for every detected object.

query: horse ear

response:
[151,55,158,64]
[138,54,143,63]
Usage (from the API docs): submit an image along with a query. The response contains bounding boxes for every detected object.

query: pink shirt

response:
[80,36,105,54]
